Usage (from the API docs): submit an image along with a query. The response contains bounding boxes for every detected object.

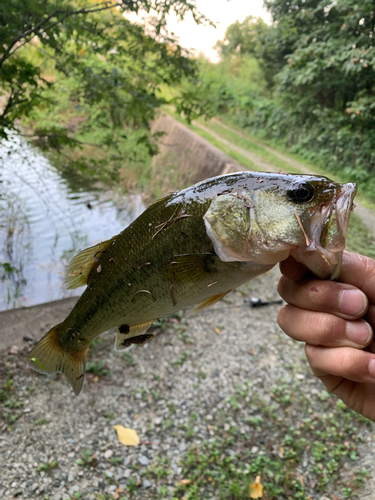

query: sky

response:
[127,0,271,62]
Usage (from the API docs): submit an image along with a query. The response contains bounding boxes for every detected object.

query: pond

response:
[0,134,146,311]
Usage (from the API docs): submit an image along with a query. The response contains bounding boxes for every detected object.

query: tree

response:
[214,15,269,59]
[0,0,211,159]
[265,0,375,120]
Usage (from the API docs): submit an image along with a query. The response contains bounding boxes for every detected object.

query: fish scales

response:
[28,171,357,394]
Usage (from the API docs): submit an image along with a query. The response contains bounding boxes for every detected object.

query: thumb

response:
[340,252,375,304]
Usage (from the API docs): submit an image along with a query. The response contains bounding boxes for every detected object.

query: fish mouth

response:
[291,182,357,279]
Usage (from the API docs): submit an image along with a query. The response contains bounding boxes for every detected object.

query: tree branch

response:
[0,1,120,67]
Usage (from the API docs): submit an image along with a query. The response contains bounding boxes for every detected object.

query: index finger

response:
[279,256,310,281]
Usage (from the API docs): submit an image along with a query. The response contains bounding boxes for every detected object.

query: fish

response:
[28,171,357,394]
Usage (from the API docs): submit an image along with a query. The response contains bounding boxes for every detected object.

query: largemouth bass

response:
[28,171,357,394]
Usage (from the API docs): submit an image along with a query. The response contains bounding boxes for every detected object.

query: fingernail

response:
[340,289,367,317]
[346,320,372,345]
[369,359,375,378]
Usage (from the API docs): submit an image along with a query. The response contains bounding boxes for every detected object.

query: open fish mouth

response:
[291,182,357,279]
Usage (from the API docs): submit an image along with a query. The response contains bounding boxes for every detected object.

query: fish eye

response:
[287,183,315,203]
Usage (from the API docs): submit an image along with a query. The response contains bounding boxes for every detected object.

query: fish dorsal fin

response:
[65,238,114,289]
[162,253,220,284]
[115,321,155,351]
[189,291,231,315]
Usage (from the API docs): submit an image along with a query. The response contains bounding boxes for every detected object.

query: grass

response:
[201,117,375,212]
[346,213,375,259]
[159,380,372,500]
[198,119,304,174]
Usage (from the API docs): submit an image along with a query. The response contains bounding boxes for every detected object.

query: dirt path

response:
[211,119,315,175]
[193,122,280,173]
[195,119,375,237]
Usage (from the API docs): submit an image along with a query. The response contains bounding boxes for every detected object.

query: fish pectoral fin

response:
[189,291,232,315]
[115,321,155,351]
[28,324,89,396]
[65,238,115,289]
[162,253,220,284]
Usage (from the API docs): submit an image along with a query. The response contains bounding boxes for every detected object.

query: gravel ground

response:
[1,267,375,500]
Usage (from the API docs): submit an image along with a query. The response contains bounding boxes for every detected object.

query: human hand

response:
[277,251,375,421]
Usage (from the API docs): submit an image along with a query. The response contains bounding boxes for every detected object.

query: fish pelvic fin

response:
[189,291,232,315]
[115,321,155,351]
[28,324,89,396]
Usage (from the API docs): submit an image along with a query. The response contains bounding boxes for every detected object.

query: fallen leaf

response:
[113,426,140,446]
[214,327,221,334]
[178,479,192,486]
[249,475,263,499]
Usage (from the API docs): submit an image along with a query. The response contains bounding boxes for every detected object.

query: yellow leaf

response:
[214,327,221,334]
[249,476,263,499]
[178,479,192,486]
[113,426,140,446]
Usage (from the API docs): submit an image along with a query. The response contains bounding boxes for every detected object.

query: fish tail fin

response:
[28,324,89,396]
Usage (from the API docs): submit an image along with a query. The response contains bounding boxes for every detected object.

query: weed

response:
[171,351,190,366]
[86,360,109,377]
[76,449,98,467]
[36,460,58,472]
[128,477,138,496]
[34,418,50,426]
[123,352,136,367]
[0,365,14,402]
[107,456,123,465]
[102,411,115,424]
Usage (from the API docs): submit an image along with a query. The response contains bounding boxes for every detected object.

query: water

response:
[0,134,146,311]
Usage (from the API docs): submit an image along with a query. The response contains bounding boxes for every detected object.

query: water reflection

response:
[0,135,146,310]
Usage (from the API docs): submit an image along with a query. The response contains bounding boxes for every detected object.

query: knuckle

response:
[315,313,345,341]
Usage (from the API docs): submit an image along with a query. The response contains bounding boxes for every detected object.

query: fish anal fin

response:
[65,238,114,290]
[115,320,155,351]
[189,291,232,315]
[28,324,89,395]
[162,253,219,284]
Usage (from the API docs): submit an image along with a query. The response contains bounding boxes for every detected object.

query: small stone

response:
[251,446,259,454]
[143,479,152,488]
[69,485,79,495]
[31,483,38,492]
[10,345,19,354]
[67,472,74,483]
[104,449,113,459]
[138,455,149,466]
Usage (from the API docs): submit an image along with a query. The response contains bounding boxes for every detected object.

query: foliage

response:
[214,15,269,60]
[0,0,210,177]
[201,0,375,200]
